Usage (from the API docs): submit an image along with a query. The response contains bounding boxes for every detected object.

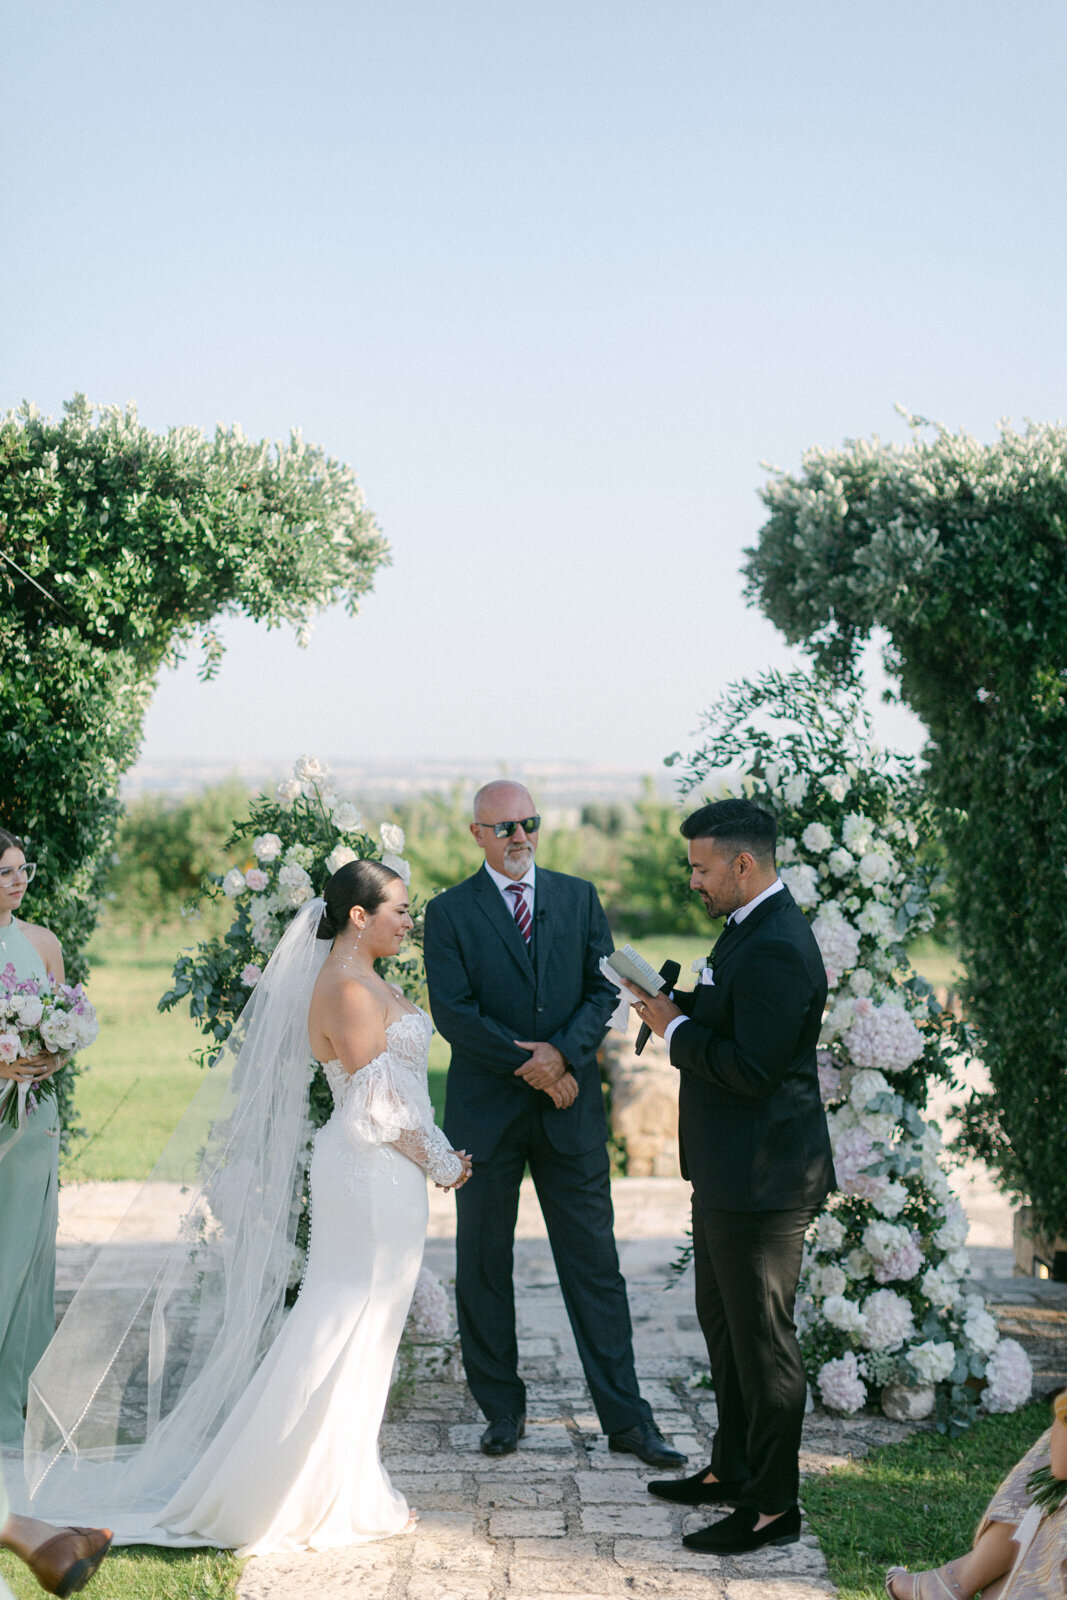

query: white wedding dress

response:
[135,1008,462,1554]
[16,904,463,1557]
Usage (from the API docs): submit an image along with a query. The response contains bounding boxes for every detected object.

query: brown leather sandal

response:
[26,1526,113,1597]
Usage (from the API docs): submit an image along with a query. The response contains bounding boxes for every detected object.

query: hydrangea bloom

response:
[811,905,861,986]
[780,862,819,909]
[907,1340,956,1383]
[823,1295,867,1335]
[982,1339,1033,1413]
[844,1001,925,1073]
[860,1289,916,1352]
[817,1350,866,1413]
[962,1308,1000,1357]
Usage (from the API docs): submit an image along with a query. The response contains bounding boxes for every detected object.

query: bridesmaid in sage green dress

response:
[0,829,66,1450]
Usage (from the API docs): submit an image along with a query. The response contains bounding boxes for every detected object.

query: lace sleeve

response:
[341,1051,464,1186]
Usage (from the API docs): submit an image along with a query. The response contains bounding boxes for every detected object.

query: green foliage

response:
[107,781,251,931]
[745,418,1067,1239]
[1,396,387,1147]
[619,779,723,937]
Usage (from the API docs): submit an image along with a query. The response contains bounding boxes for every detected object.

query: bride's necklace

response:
[0,917,13,954]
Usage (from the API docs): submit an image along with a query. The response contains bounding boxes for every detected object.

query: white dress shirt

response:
[483,859,536,919]
[663,878,784,1049]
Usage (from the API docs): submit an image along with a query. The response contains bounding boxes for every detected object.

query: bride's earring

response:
[337,923,365,972]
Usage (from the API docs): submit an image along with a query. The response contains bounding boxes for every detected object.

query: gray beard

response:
[501,845,534,880]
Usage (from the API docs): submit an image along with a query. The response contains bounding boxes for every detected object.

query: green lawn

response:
[803,1398,1050,1599]
[0,1546,241,1600]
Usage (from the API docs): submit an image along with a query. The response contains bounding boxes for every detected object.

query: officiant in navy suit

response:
[630,798,834,1557]
[423,780,684,1468]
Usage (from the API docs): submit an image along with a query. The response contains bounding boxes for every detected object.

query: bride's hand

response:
[0,1050,66,1083]
[440,1151,473,1190]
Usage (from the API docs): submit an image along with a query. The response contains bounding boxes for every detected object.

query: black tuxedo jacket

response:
[423,866,618,1161]
[669,885,835,1212]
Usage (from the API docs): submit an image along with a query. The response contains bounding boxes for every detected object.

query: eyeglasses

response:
[0,863,36,886]
[475,816,541,839]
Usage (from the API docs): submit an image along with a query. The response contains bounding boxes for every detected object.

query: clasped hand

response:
[0,1049,67,1085]
[513,1040,579,1109]
[438,1150,474,1191]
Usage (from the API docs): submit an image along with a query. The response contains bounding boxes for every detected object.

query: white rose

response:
[293,754,331,785]
[222,868,247,899]
[802,822,833,854]
[821,773,851,802]
[15,995,44,1029]
[872,1181,908,1219]
[842,813,874,853]
[382,852,411,885]
[276,778,302,804]
[858,852,892,886]
[379,822,406,854]
[330,800,363,834]
[253,833,282,862]
[822,1294,867,1335]
[811,1264,848,1298]
[827,846,856,878]
[782,775,808,808]
[780,863,819,909]
[325,844,357,876]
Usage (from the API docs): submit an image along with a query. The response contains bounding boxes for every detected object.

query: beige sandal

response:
[885,1565,965,1600]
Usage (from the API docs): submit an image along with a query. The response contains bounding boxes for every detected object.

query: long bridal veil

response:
[18,899,329,1528]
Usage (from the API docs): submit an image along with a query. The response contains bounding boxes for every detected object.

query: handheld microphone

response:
[634,959,680,1056]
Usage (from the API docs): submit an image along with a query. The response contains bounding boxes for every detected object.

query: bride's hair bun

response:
[316,858,402,941]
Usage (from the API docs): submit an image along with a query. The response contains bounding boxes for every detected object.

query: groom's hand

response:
[623,983,683,1039]
[513,1040,566,1090]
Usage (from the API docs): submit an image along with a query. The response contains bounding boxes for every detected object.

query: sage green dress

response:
[0,921,60,1448]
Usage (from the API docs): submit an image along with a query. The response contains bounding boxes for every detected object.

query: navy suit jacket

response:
[423,866,618,1161]
[669,885,835,1212]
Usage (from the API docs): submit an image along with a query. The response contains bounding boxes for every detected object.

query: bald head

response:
[470,780,540,879]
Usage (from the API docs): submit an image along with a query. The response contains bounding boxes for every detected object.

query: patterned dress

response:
[0,921,59,1447]
[976,1390,1067,1598]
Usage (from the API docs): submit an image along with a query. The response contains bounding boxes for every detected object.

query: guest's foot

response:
[647,1463,743,1505]
[480,1413,525,1456]
[885,1562,968,1600]
[608,1420,687,1469]
[13,1523,113,1597]
[682,1502,801,1553]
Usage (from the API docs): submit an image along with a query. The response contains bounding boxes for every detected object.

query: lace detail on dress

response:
[320,1008,462,1187]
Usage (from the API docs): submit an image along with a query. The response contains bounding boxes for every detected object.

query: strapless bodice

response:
[320,1007,433,1110]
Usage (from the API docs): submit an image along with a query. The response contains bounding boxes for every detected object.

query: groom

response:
[423,780,683,1468]
[630,798,834,1555]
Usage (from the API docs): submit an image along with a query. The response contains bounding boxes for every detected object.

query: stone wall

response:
[600,1031,680,1177]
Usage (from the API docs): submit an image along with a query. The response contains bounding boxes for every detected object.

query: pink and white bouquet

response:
[0,964,98,1129]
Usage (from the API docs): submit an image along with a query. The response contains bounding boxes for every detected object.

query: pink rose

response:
[244,869,269,893]
[240,964,263,987]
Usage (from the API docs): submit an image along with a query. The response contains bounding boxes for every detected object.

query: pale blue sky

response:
[5,2,1065,773]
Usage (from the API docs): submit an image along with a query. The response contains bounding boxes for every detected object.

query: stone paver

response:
[52,1154,1064,1600]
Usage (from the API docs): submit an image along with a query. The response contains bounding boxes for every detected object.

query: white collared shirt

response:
[483,859,536,919]
[664,877,784,1048]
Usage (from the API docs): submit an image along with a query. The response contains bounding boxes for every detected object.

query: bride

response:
[12,860,471,1555]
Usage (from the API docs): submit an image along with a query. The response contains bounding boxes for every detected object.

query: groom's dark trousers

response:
[668,886,835,1514]
[424,866,652,1433]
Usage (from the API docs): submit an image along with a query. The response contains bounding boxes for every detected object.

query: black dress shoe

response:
[682,1502,801,1553]
[647,1463,744,1505]
[480,1414,525,1456]
[608,1420,687,1469]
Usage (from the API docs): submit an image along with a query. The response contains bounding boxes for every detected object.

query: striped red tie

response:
[506,883,532,945]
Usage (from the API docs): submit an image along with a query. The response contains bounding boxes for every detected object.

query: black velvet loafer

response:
[647,1464,744,1505]
[682,1502,801,1553]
